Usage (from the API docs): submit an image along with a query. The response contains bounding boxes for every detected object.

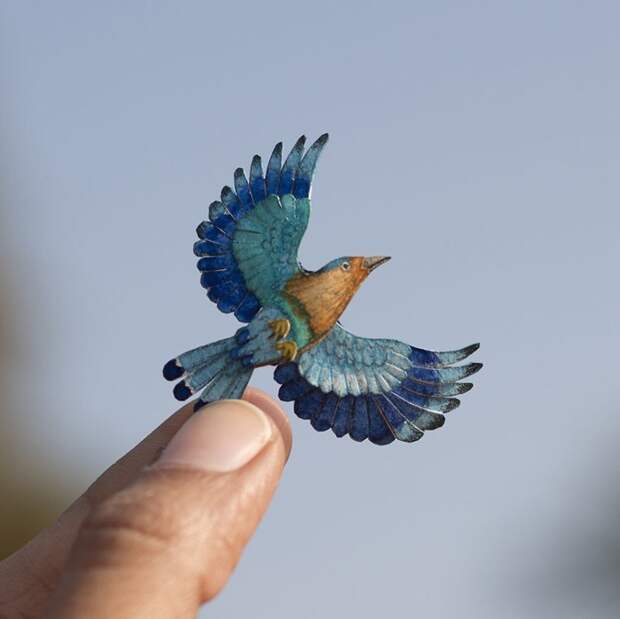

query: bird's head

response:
[317,255,391,291]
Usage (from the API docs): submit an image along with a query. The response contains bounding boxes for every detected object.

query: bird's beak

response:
[363,256,391,272]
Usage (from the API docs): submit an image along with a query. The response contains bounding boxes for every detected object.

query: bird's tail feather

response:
[163,336,253,410]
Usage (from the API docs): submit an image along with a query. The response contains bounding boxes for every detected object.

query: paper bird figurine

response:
[164,134,481,445]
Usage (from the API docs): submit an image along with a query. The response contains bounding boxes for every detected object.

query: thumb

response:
[47,398,291,619]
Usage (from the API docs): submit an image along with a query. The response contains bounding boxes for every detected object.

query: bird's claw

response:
[271,320,296,361]
[269,319,291,340]
[276,340,298,362]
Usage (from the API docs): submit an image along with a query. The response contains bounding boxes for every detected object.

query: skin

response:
[0,388,291,619]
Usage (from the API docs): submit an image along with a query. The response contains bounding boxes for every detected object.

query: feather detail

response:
[266,142,283,195]
[293,133,329,199]
[249,155,266,204]
[279,135,306,195]
[167,133,483,449]
[191,136,326,324]
[274,325,481,444]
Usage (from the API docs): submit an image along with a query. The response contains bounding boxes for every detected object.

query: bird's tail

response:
[163,336,253,411]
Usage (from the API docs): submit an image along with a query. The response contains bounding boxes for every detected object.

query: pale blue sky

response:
[2,2,620,617]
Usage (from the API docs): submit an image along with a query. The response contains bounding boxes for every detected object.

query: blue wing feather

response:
[387,392,445,431]
[234,294,261,322]
[279,136,306,195]
[194,135,328,322]
[196,255,237,271]
[366,398,395,445]
[295,390,324,420]
[274,325,481,445]
[233,168,253,212]
[279,376,314,401]
[400,380,473,397]
[200,268,243,288]
[332,396,353,437]
[208,201,226,221]
[409,342,480,367]
[274,362,298,384]
[206,281,240,303]
[349,396,370,442]
[375,396,423,442]
[249,155,266,204]
[293,133,329,198]
[197,223,231,247]
[266,142,282,195]
[194,238,227,256]
[215,287,246,313]
[312,393,339,431]
[221,186,242,220]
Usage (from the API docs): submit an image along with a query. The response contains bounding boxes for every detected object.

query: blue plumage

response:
[311,393,337,431]
[332,396,352,437]
[197,224,231,248]
[390,386,458,414]
[174,381,192,401]
[212,215,236,237]
[216,288,246,314]
[273,329,481,444]
[206,281,238,303]
[265,142,282,195]
[193,239,225,256]
[407,364,482,384]
[249,155,266,204]
[220,186,243,219]
[349,397,370,442]
[273,362,297,384]
[366,398,394,445]
[164,335,252,409]
[399,380,473,397]
[233,294,260,322]
[278,377,313,401]
[235,327,251,345]
[234,168,253,211]
[293,133,329,198]
[196,255,236,271]
[231,308,290,366]
[162,359,183,380]
[279,136,305,195]
[164,133,482,445]
[295,390,324,421]
[408,342,480,367]
[190,135,328,325]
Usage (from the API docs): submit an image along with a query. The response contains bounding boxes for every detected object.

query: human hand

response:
[0,388,292,618]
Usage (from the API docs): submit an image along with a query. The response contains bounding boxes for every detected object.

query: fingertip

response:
[156,399,273,473]
[243,387,292,460]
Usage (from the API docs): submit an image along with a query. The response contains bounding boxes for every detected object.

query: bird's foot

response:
[276,340,298,362]
[269,319,291,340]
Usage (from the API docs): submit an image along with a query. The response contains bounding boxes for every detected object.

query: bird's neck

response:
[283,270,358,344]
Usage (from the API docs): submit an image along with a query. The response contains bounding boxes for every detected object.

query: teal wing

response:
[193,134,329,321]
[232,193,308,307]
[274,324,482,445]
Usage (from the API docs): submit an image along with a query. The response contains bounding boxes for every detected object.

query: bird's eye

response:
[341,261,351,271]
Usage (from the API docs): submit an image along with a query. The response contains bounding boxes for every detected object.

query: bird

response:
[163,134,482,445]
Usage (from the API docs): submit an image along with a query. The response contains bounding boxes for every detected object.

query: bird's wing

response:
[274,324,482,445]
[193,134,329,322]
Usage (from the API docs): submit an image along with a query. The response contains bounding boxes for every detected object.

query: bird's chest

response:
[282,272,356,350]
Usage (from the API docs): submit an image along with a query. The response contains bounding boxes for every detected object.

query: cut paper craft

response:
[164,134,482,445]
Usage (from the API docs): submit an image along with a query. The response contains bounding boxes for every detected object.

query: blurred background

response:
[1,2,619,617]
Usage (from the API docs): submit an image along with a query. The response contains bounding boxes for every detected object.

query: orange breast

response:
[284,270,360,343]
